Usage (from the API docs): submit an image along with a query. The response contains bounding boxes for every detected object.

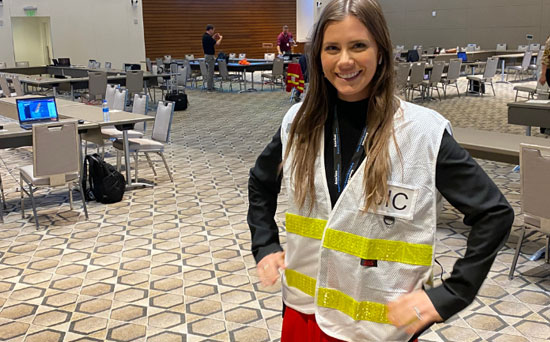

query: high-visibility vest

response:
[286,63,305,93]
[280,99,451,341]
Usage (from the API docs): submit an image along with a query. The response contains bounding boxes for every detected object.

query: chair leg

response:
[134,152,139,183]
[158,152,173,182]
[144,153,157,176]
[490,81,496,96]
[509,225,526,279]
[28,183,39,229]
[546,235,549,264]
[77,180,89,220]
[68,183,73,210]
[515,90,519,102]
[20,176,25,218]
[0,175,6,209]
[116,150,122,172]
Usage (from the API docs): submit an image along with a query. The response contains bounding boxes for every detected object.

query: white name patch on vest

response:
[371,183,418,221]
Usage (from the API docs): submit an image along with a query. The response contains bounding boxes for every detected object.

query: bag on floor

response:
[165,92,188,111]
[82,153,125,203]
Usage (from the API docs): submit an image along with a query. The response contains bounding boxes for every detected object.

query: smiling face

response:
[321,15,379,102]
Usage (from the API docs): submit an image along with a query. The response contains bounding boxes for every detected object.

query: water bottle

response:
[102,100,110,122]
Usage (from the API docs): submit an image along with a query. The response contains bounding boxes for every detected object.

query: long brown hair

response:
[285,0,399,211]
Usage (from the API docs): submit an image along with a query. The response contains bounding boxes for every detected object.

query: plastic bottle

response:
[102,100,110,122]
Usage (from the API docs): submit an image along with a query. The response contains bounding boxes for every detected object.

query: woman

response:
[248,0,514,341]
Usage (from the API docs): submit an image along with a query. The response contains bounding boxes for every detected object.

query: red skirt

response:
[281,306,418,342]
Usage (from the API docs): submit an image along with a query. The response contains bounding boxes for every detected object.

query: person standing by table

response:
[538,35,550,133]
[277,25,294,57]
[248,0,514,341]
[202,24,223,91]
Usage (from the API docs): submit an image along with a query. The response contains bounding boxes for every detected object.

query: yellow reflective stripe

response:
[285,213,326,240]
[285,268,316,297]
[287,72,300,78]
[323,229,433,266]
[317,288,390,324]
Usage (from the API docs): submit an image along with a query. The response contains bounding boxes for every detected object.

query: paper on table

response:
[525,99,550,104]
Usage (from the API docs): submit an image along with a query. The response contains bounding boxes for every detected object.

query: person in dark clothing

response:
[202,24,223,91]
[247,0,514,341]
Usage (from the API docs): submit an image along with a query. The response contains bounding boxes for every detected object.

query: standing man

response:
[202,24,223,91]
[277,25,294,56]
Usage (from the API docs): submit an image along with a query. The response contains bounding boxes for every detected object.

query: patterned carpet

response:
[0,76,549,342]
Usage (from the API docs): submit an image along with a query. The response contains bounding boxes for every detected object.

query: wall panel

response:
[142,0,296,59]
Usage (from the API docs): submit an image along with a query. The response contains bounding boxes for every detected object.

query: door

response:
[12,16,53,66]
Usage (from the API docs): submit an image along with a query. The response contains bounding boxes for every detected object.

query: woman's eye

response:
[353,43,367,49]
[324,45,339,51]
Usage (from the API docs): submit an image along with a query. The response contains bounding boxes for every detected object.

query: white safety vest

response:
[280,99,451,342]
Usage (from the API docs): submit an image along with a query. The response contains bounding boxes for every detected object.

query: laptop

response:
[16,97,59,130]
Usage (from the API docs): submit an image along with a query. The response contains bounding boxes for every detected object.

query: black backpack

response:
[82,154,125,204]
[217,51,229,64]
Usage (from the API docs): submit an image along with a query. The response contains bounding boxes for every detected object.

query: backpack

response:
[82,153,125,204]
[217,51,229,64]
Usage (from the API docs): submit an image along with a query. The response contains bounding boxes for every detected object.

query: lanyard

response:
[332,108,367,194]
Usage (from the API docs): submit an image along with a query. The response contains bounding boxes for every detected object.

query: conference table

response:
[1,66,170,100]
[507,100,550,136]
[494,53,525,83]
[0,95,154,188]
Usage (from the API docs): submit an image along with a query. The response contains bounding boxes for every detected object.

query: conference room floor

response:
[0,77,549,342]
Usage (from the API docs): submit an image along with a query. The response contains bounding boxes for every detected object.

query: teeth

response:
[338,71,360,79]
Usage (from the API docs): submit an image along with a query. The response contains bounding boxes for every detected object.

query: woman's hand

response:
[539,73,546,85]
[387,290,442,335]
[257,251,286,286]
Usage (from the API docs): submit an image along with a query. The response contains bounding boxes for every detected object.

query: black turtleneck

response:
[247,100,513,322]
[324,98,369,207]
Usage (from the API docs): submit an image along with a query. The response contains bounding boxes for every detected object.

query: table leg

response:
[123,130,132,186]
[71,85,75,101]
[497,59,508,83]
[53,86,58,97]
[526,126,531,136]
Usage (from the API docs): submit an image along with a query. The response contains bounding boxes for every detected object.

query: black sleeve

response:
[426,130,515,320]
[248,127,284,264]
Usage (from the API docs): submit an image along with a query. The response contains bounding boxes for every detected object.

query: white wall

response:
[0,0,145,68]
[297,0,314,42]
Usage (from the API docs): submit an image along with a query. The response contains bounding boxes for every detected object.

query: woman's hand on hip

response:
[257,251,286,287]
[387,290,443,335]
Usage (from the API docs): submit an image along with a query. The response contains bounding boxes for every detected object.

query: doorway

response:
[11,16,53,66]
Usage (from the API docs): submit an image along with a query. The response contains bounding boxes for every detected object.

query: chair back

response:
[496,43,507,51]
[112,88,127,111]
[105,84,118,108]
[105,62,112,70]
[395,45,405,52]
[409,62,425,85]
[482,57,499,79]
[126,70,144,95]
[518,45,528,51]
[152,101,174,143]
[272,58,284,77]
[446,58,462,81]
[0,62,6,68]
[520,144,550,234]
[425,47,435,55]
[155,58,164,73]
[239,53,247,59]
[132,93,148,132]
[185,54,195,60]
[11,76,24,96]
[88,71,107,100]
[264,53,275,61]
[16,61,30,67]
[218,59,230,80]
[429,61,445,83]
[395,63,410,90]
[32,121,79,185]
[535,49,544,66]
[0,75,12,97]
[199,60,208,77]
[520,51,533,70]
[176,64,187,87]
[529,43,541,51]
[229,53,237,59]
[146,58,152,71]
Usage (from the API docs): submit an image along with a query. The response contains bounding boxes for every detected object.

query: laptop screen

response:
[16,97,59,124]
